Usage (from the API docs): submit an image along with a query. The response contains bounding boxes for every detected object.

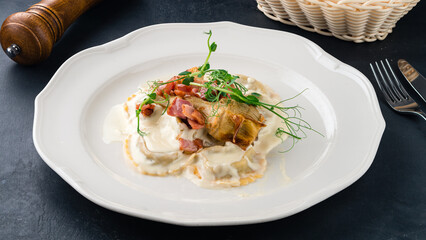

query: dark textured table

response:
[1,0,425,239]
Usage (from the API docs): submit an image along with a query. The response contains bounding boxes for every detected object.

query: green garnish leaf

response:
[148,93,156,99]
[230,87,243,96]
[230,94,243,103]
[204,63,210,70]
[182,76,194,86]
[250,92,261,97]
[246,95,259,103]
[179,71,191,76]
[210,42,217,52]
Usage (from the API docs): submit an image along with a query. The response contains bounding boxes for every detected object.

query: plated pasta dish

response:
[103,31,317,188]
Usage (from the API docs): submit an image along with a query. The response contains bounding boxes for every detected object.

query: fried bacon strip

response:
[141,104,155,117]
[155,70,208,99]
[167,98,205,129]
[179,138,203,154]
[136,103,156,117]
[156,76,180,97]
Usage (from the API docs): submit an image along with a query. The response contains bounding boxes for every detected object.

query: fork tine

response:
[374,61,398,102]
[380,60,404,101]
[376,60,402,101]
[384,59,410,99]
[370,63,394,104]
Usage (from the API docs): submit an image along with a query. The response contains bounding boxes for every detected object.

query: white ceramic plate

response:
[33,22,385,226]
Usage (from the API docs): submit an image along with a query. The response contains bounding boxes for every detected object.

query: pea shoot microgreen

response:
[135,30,321,151]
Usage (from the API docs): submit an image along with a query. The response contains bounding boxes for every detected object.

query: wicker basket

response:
[256,0,420,43]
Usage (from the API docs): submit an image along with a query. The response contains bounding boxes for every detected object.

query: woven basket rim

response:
[298,0,416,10]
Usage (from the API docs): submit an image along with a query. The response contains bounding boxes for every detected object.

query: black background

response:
[1,0,425,239]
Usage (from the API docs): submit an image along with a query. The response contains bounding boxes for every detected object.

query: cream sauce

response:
[103,104,129,143]
[201,143,245,167]
[141,106,180,152]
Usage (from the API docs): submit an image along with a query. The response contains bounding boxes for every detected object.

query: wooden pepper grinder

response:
[0,0,103,65]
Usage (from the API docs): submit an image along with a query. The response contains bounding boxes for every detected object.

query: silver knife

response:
[398,59,426,103]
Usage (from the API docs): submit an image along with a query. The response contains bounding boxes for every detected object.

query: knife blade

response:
[398,59,426,103]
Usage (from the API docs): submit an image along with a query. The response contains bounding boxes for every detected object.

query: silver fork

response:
[370,59,426,120]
